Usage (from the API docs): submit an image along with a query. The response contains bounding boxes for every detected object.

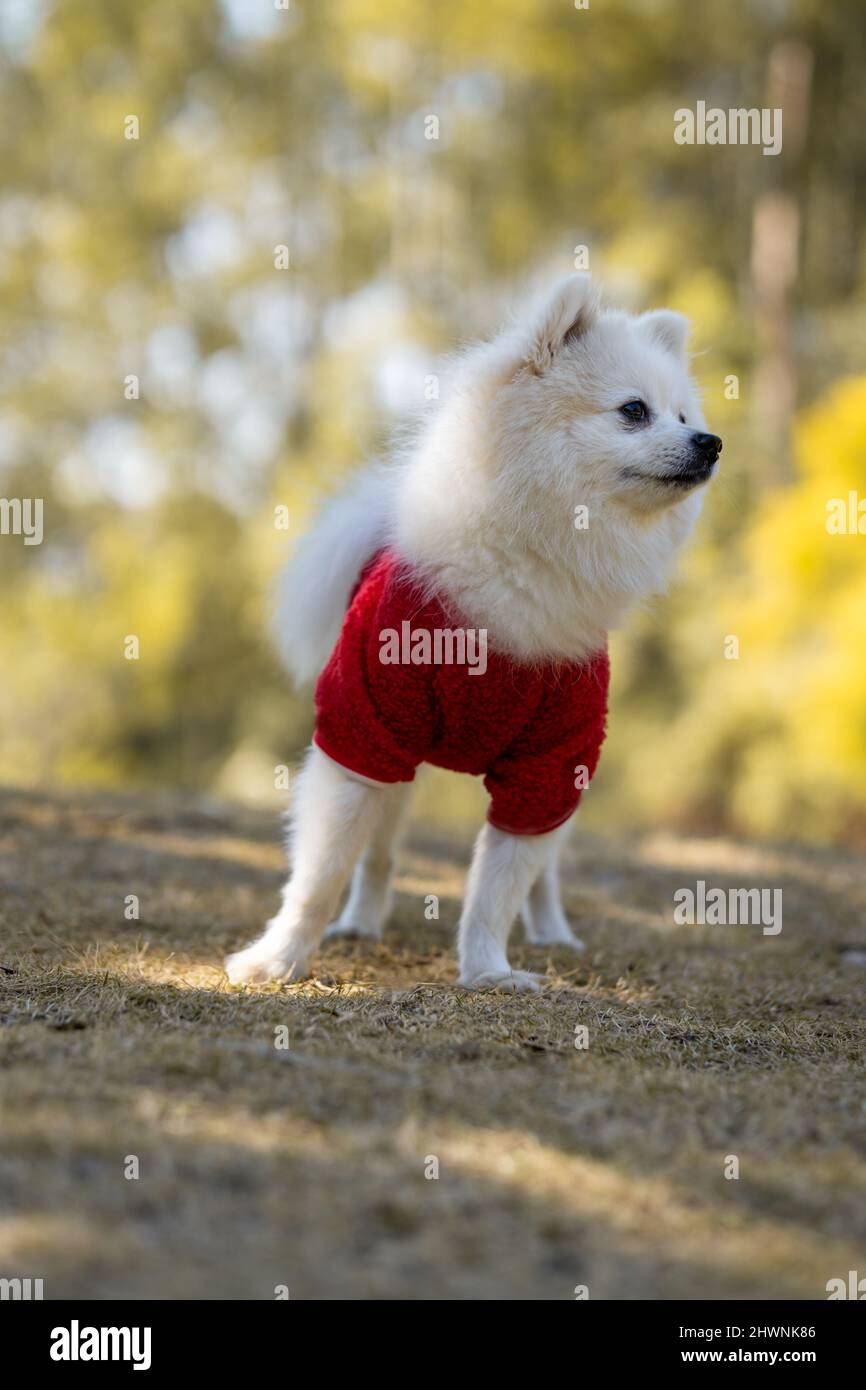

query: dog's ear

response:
[638,309,689,359]
[523,274,599,374]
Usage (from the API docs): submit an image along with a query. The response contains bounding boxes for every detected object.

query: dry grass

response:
[1,784,865,1300]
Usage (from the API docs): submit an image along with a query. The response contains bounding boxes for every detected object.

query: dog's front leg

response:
[457,824,559,991]
[225,747,388,985]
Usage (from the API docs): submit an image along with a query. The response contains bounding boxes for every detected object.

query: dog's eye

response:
[619,400,649,423]
[678,412,686,424]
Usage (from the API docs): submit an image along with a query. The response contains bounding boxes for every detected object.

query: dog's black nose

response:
[691,431,723,463]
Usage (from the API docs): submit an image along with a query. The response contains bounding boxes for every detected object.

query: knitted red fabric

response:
[313,550,609,835]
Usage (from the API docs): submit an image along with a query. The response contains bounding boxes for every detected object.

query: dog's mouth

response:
[623,460,716,490]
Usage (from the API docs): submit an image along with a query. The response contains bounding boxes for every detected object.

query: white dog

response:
[225,275,720,991]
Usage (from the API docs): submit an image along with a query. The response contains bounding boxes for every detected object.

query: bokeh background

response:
[2,0,865,846]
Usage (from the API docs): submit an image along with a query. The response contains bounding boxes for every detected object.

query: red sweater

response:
[314,550,609,835]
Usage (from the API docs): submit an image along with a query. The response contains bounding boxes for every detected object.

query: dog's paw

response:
[523,908,584,950]
[460,968,544,993]
[552,930,584,951]
[224,944,310,986]
[528,924,585,951]
[323,919,383,942]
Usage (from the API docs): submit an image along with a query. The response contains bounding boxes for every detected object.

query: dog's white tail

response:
[272,468,394,686]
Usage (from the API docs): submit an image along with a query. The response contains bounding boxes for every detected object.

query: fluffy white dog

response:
[225,275,720,991]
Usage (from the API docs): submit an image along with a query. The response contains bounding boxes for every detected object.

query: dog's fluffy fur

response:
[227,275,718,991]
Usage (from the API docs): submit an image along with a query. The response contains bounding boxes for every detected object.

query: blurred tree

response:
[0,0,864,840]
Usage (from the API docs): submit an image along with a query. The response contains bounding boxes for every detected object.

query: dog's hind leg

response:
[225,746,396,985]
[457,824,559,991]
[324,781,413,941]
[521,816,584,951]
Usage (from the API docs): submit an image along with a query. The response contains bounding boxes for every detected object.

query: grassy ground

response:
[1,783,864,1301]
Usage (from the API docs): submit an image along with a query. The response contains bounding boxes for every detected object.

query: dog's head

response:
[488,275,720,518]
